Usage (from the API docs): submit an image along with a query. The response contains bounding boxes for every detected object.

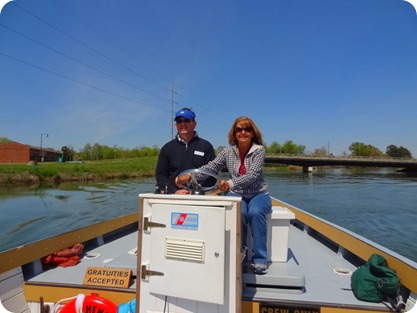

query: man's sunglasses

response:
[235,127,253,133]
[176,118,192,124]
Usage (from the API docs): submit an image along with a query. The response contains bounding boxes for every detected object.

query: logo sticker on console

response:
[171,212,199,230]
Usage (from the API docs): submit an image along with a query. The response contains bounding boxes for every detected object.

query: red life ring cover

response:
[59,295,118,313]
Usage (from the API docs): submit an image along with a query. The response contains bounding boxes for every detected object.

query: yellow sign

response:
[83,267,131,288]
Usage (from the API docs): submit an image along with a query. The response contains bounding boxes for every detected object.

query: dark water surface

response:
[1,168,416,262]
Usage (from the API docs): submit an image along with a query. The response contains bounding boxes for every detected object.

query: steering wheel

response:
[177,168,220,195]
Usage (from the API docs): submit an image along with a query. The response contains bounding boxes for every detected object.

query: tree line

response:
[263,140,412,158]
[0,137,413,161]
[61,144,159,161]
[347,142,412,158]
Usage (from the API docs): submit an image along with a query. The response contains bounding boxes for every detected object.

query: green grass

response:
[0,157,158,186]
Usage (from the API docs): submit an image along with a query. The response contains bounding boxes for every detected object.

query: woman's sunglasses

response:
[235,127,253,133]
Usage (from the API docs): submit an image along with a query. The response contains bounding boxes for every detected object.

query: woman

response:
[177,116,272,274]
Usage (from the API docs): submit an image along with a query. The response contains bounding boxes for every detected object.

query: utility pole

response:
[40,133,49,162]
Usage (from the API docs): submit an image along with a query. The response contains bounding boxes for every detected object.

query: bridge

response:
[264,154,417,172]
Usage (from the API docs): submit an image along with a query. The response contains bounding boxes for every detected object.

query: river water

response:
[1,167,416,263]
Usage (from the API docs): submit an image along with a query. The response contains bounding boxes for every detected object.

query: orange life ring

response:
[58,294,118,313]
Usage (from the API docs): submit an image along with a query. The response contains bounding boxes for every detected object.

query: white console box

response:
[268,206,295,262]
[137,194,242,313]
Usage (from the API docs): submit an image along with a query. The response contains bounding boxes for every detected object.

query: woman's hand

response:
[218,179,229,192]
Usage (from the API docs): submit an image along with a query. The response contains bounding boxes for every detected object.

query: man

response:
[155,108,216,194]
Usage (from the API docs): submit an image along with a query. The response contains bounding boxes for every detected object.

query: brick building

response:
[0,141,62,163]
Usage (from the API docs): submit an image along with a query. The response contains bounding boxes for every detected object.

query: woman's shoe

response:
[253,263,268,275]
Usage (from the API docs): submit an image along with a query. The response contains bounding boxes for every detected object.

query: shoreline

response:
[0,171,156,187]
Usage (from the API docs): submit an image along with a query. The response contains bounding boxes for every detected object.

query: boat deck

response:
[243,223,388,311]
[23,220,392,312]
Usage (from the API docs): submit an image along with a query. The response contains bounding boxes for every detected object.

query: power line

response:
[11,2,172,94]
[0,23,170,103]
[5,1,230,133]
[0,51,168,113]
[38,1,229,128]
[48,0,173,91]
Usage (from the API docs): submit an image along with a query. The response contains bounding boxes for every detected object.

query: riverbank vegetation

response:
[0,157,158,186]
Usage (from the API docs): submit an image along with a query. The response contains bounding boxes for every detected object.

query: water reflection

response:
[0,178,156,251]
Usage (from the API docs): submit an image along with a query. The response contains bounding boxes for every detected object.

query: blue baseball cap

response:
[174,109,195,121]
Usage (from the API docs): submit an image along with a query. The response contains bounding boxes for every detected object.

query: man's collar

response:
[176,131,198,144]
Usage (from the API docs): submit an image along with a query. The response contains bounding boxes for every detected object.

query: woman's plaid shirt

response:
[201,143,268,196]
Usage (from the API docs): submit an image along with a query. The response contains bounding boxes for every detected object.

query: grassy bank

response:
[0,157,158,186]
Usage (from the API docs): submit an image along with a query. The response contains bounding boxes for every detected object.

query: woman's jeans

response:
[228,192,272,264]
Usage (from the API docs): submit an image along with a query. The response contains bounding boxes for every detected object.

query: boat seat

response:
[246,206,295,263]
[244,206,305,290]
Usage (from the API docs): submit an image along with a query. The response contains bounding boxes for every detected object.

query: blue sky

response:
[1,0,417,156]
